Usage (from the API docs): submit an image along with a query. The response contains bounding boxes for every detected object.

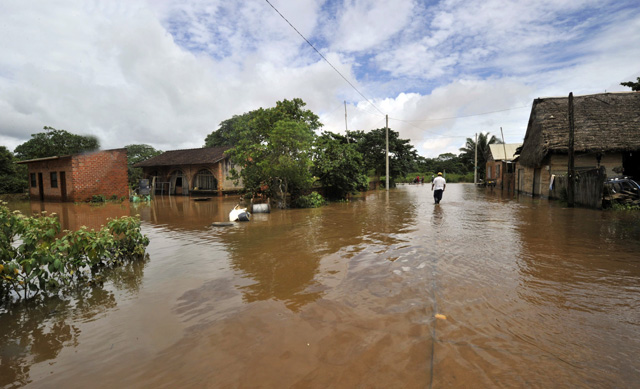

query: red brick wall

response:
[71,149,129,202]
[25,149,128,202]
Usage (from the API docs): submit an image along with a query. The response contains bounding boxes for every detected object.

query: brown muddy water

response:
[2,184,640,388]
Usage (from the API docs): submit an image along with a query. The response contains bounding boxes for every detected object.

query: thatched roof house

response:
[133,146,242,195]
[515,91,640,201]
[518,92,640,167]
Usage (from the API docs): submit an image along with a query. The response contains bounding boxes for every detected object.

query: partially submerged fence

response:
[549,166,606,209]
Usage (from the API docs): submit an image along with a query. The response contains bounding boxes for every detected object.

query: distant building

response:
[17,149,129,202]
[133,146,242,196]
[517,92,640,198]
[485,143,521,192]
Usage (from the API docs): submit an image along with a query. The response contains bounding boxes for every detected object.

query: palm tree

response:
[458,133,502,179]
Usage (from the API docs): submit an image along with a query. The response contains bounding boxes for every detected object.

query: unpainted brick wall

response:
[71,149,129,202]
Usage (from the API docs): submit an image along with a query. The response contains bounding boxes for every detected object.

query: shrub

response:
[0,202,149,303]
[292,192,325,208]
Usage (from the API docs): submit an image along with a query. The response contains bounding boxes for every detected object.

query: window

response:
[50,172,58,188]
[195,169,217,190]
[496,165,501,177]
[30,173,37,187]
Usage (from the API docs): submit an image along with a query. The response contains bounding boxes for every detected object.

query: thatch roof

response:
[518,92,640,167]
[488,143,522,161]
[133,146,230,167]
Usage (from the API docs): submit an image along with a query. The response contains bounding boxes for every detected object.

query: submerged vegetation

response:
[0,202,149,304]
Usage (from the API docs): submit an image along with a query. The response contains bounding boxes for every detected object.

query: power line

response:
[263,0,385,116]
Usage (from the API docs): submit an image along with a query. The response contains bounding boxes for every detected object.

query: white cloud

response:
[326,0,416,52]
[0,0,638,161]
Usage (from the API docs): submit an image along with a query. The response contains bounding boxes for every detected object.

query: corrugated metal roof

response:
[488,143,522,161]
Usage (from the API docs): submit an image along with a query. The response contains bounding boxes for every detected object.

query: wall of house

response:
[516,165,550,196]
[71,149,129,202]
[549,153,622,178]
[142,159,243,196]
[26,157,73,202]
[517,152,623,198]
[486,160,500,182]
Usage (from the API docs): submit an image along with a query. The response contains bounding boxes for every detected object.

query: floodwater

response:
[2,184,640,388]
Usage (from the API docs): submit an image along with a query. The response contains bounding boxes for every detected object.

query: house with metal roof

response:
[133,146,243,196]
[485,143,522,192]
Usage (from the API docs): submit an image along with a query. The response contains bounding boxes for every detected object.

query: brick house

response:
[17,149,129,202]
[485,143,521,192]
[517,92,640,198]
[133,146,243,196]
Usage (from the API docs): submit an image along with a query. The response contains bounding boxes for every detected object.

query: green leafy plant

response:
[90,194,107,203]
[1,202,149,303]
[292,192,325,208]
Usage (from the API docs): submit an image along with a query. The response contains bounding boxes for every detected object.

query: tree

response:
[620,77,640,91]
[0,146,27,194]
[312,132,368,199]
[226,98,321,208]
[125,144,163,189]
[458,132,502,179]
[348,127,418,184]
[204,112,257,147]
[14,126,99,161]
[204,98,322,148]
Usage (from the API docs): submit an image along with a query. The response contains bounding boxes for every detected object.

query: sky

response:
[1,0,639,158]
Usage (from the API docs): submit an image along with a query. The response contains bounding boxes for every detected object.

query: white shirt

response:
[433,176,446,190]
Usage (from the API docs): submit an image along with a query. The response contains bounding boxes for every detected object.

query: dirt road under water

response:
[2,184,640,388]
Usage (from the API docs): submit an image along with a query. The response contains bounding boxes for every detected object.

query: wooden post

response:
[474,133,478,184]
[567,92,575,207]
[385,114,389,191]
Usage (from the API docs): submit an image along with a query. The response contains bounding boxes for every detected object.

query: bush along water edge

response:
[0,201,149,304]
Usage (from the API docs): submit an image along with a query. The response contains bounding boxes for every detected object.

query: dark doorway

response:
[60,171,67,201]
[623,151,640,180]
[175,176,183,195]
[38,173,44,201]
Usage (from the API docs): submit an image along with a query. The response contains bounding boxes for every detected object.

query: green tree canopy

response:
[204,112,257,147]
[620,77,640,91]
[14,126,99,161]
[312,131,368,199]
[458,132,502,179]
[0,146,27,194]
[225,98,321,208]
[205,98,322,148]
[125,144,163,189]
[347,127,418,183]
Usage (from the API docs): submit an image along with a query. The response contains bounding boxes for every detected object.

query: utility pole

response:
[344,101,349,143]
[567,93,575,207]
[474,133,478,185]
[385,115,389,191]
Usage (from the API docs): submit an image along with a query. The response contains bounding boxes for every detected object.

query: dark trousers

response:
[434,189,444,204]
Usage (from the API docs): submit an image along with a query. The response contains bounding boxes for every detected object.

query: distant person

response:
[431,172,446,204]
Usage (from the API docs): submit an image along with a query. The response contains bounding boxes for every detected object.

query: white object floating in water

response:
[229,205,251,222]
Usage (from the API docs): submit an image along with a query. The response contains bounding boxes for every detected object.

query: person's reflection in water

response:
[431,204,444,227]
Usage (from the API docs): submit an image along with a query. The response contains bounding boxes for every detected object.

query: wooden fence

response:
[549,166,606,209]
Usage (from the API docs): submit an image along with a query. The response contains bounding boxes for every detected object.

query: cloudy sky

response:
[1,0,639,158]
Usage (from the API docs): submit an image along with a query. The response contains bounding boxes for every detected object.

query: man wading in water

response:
[431,172,446,204]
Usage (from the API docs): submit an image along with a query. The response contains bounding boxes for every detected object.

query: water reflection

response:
[0,254,149,387]
[2,187,640,387]
[28,201,131,231]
